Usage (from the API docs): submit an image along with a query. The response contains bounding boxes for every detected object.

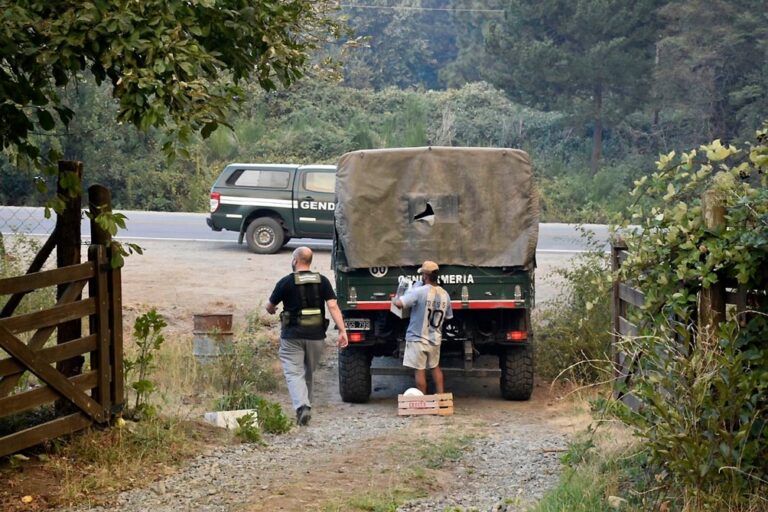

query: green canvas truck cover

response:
[335,146,539,269]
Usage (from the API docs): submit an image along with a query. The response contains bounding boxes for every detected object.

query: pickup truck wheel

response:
[500,343,534,401]
[245,217,285,254]
[339,347,371,403]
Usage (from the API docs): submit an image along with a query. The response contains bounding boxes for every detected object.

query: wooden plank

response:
[89,245,111,413]
[619,283,645,308]
[618,316,638,337]
[0,326,105,422]
[0,298,95,335]
[398,399,454,408]
[611,243,622,377]
[619,393,642,412]
[0,412,92,458]
[398,407,454,416]
[398,393,453,402]
[0,263,93,298]
[0,226,59,318]
[0,371,98,417]
[0,282,89,397]
[109,262,124,411]
[0,335,97,377]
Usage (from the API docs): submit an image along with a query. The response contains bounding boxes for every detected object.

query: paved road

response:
[0,206,611,253]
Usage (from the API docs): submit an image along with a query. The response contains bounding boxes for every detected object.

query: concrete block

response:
[203,409,257,430]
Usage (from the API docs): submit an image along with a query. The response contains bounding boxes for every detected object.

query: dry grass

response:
[0,417,233,511]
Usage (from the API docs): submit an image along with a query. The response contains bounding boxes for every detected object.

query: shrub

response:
[534,230,613,384]
[608,123,768,508]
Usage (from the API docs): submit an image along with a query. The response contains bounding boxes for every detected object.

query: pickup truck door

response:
[294,166,336,237]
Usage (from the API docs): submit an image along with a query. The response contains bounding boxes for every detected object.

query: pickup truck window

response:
[228,169,290,188]
[304,171,335,193]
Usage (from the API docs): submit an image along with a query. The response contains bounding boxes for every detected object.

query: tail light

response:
[349,332,365,343]
[210,192,221,213]
[506,330,528,341]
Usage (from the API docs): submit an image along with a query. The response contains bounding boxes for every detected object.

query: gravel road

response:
[66,240,584,512]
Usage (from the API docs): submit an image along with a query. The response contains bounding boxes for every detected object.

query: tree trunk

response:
[590,84,603,176]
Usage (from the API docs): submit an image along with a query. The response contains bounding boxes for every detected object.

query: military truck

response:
[334,147,539,402]
[207,163,336,253]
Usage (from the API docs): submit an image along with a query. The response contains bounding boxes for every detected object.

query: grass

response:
[416,434,475,470]
[0,299,286,510]
[322,432,476,512]
[321,483,426,512]
[323,487,424,512]
[0,417,232,510]
[530,425,640,512]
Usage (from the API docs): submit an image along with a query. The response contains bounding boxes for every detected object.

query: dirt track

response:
[106,239,586,511]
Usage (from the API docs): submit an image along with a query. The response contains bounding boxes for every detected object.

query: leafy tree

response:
[654,0,768,146]
[339,0,461,90]
[0,0,347,168]
[485,0,663,175]
[612,124,768,507]
[437,0,505,88]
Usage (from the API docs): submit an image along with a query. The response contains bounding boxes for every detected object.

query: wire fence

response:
[0,207,58,273]
[0,206,56,237]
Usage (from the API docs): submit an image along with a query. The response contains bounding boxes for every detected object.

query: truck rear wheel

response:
[339,347,371,403]
[500,344,534,400]
[245,217,284,254]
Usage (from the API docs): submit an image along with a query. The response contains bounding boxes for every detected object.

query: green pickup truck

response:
[207,163,336,253]
[334,147,539,402]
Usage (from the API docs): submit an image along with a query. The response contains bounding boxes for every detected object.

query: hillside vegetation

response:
[1,0,765,224]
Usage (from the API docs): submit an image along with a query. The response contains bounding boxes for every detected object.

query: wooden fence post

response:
[56,161,84,388]
[700,190,726,335]
[611,238,626,395]
[88,185,124,412]
[88,185,112,246]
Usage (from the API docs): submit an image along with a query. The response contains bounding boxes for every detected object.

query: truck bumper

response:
[371,366,500,377]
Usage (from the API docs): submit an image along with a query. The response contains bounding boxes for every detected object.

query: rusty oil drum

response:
[192,313,233,363]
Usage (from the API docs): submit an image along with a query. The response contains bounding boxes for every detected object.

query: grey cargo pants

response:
[278,337,324,411]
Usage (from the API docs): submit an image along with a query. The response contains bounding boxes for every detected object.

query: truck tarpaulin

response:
[335,146,539,269]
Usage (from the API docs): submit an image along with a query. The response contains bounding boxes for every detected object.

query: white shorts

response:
[403,341,441,370]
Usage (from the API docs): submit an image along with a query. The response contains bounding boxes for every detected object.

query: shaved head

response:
[292,246,313,266]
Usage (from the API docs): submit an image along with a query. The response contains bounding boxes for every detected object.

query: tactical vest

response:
[280,272,328,330]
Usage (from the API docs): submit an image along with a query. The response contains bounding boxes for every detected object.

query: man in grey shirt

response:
[392,261,453,394]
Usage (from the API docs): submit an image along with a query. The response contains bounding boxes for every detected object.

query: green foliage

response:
[415,434,474,470]
[234,412,263,444]
[485,0,661,172]
[216,340,279,398]
[220,393,291,443]
[610,123,768,507]
[534,231,613,383]
[255,398,293,435]
[0,0,348,164]
[533,434,655,512]
[655,1,768,145]
[124,309,167,419]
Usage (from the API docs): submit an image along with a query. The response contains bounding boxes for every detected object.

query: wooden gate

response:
[610,239,644,411]
[0,244,124,457]
[611,191,766,411]
[0,169,124,457]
